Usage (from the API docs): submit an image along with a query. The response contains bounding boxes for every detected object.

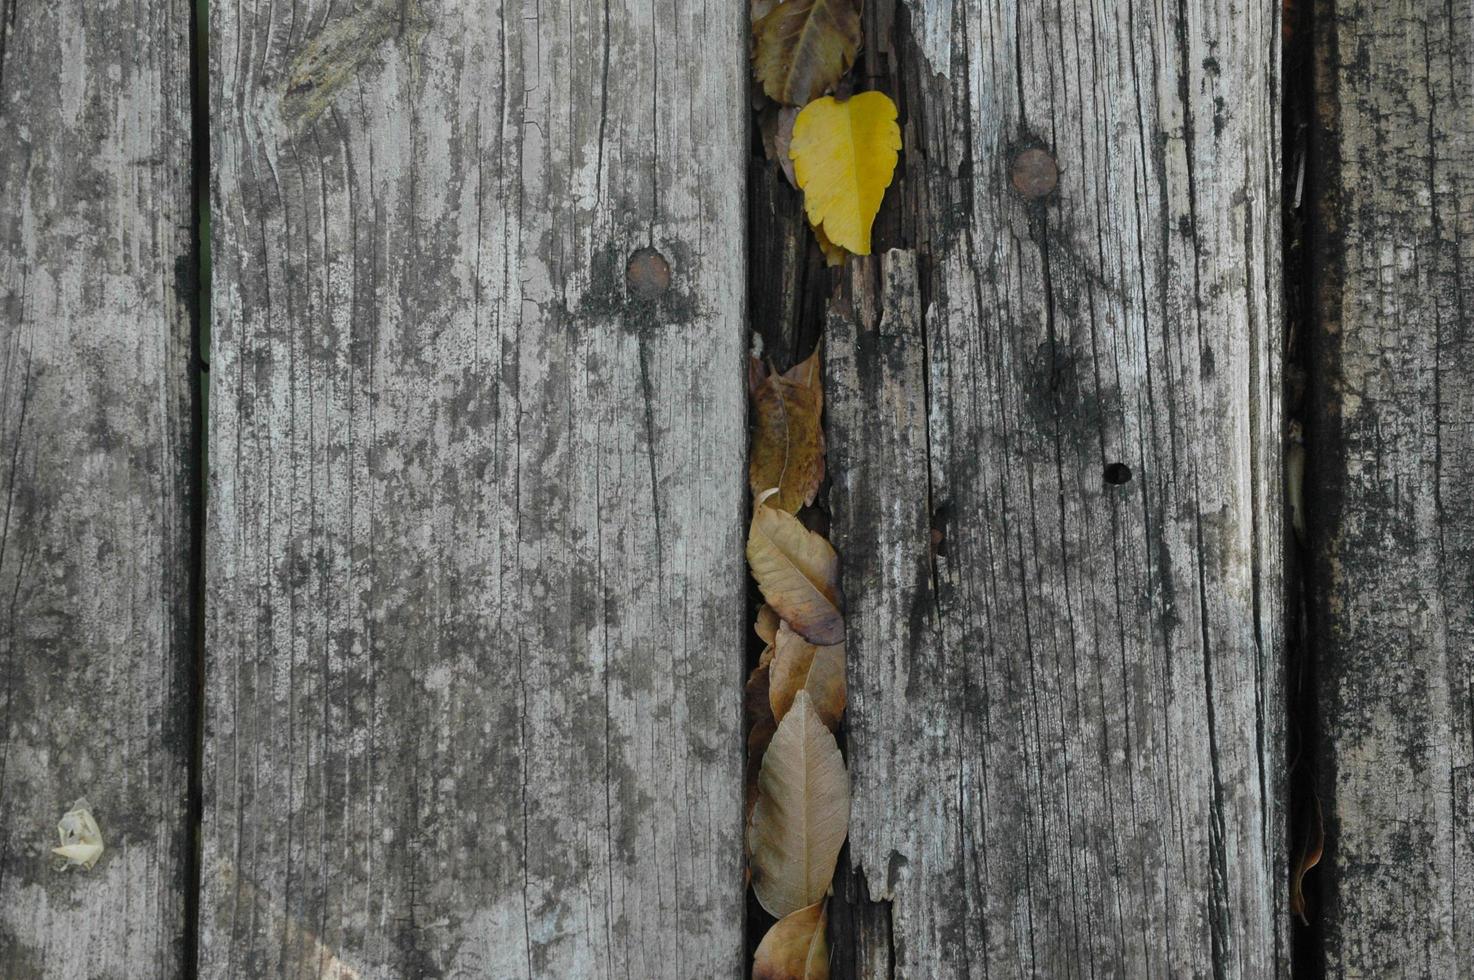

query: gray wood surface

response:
[1308,0,1474,974]
[0,0,197,973]
[822,0,1287,974]
[201,0,749,976]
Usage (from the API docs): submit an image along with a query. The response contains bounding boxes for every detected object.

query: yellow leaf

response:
[749,691,850,918]
[750,350,826,514]
[790,92,901,255]
[753,0,861,106]
[770,622,846,731]
[754,900,830,980]
[748,496,845,645]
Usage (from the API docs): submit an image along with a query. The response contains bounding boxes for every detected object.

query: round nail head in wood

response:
[626,247,671,299]
[1011,148,1059,198]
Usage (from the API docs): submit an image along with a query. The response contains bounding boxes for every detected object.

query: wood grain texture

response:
[823,0,1286,973]
[0,0,196,973]
[1308,0,1474,974]
[202,0,748,976]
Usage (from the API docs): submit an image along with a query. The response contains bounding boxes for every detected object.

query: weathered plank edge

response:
[0,0,198,971]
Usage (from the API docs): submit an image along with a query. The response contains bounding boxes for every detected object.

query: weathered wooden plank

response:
[823,0,1286,974]
[1308,0,1474,973]
[0,0,196,973]
[202,0,748,976]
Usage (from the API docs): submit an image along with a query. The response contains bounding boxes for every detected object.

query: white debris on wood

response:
[51,799,104,871]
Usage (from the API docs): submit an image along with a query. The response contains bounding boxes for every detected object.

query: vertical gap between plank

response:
[742,21,763,966]
[184,0,210,970]
[1284,0,1327,973]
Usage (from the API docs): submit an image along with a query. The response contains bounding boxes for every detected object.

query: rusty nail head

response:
[1011,148,1059,198]
[626,247,671,299]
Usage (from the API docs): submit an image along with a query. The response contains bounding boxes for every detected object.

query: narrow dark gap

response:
[183,0,211,971]
[1282,0,1327,973]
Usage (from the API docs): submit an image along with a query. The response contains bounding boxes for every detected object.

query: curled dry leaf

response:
[770,622,846,730]
[790,92,902,255]
[758,103,783,162]
[749,354,770,397]
[756,604,781,645]
[753,0,862,107]
[750,350,826,513]
[748,496,845,645]
[754,900,830,980]
[746,662,779,845]
[51,798,104,871]
[1289,791,1324,924]
[749,691,850,918]
[774,107,800,188]
[814,224,848,267]
[747,663,778,733]
[759,105,801,190]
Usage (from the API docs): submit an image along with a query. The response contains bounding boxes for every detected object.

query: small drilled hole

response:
[1104,462,1133,486]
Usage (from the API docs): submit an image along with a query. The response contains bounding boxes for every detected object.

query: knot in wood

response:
[626,247,672,299]
[1010,148,1059,199]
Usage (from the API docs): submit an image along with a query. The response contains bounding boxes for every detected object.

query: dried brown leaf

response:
[749,691,850,917]
[748,497,845,645]
[770,622,845,730]
[750,350,825,514]
[753,0,862,107]
[754,900,830,980]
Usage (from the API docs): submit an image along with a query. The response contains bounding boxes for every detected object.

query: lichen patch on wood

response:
[281,0,430,128]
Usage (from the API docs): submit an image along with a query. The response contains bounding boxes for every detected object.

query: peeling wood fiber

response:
[1309,0,1474,974]
[0,0,196,973]
[202,0,749,976]
[824,0,1286,974]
